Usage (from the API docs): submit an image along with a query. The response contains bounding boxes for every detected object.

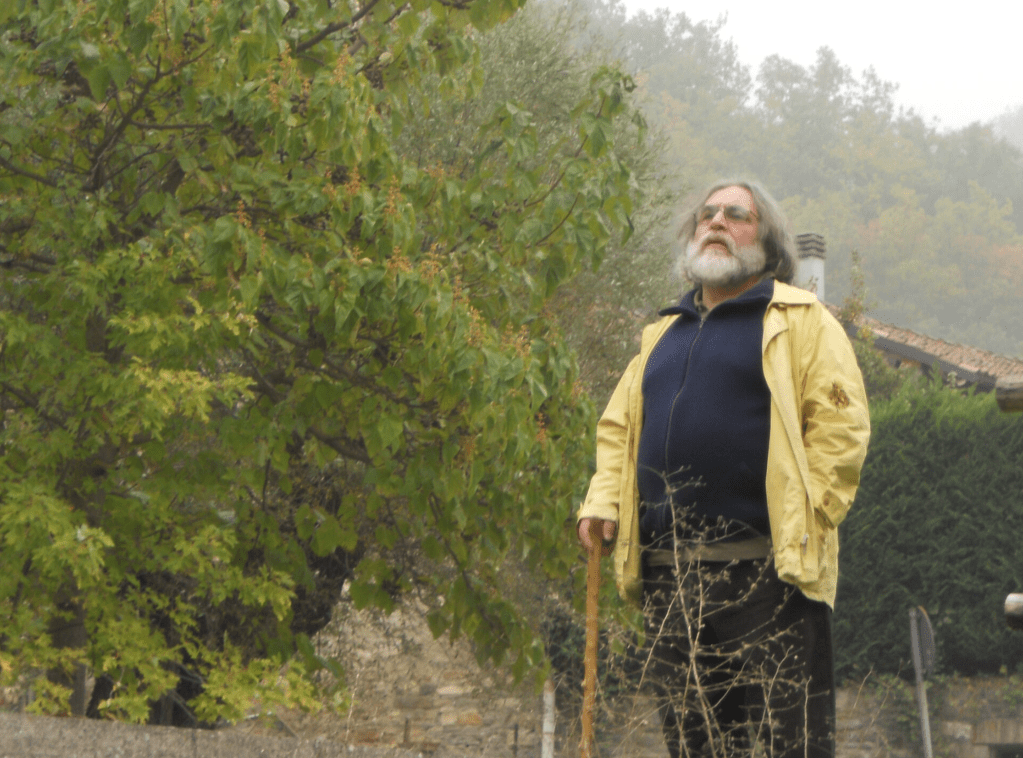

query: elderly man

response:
[577,180,870,757]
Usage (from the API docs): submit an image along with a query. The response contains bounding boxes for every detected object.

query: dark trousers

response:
[642,559,836,758]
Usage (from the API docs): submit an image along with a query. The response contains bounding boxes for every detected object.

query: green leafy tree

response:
[0,0,643,721]
[571,0,752,195]
[835,251,913,403]
[400,0,680,409]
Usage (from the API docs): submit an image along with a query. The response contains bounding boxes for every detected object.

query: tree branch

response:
[533,194,579,247]
[0,156,57,188]
[0,382,68,430]
[294,0,391,54]
[129,120,210,131]
[306,424,371,464]
[0,256,53,274]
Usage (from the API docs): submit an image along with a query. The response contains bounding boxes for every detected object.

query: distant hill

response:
[995,105,1023,152]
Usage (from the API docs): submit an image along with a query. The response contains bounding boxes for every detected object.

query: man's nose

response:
[708,208,728,228]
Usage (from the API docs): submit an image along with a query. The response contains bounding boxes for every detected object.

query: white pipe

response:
[542,677,556,758]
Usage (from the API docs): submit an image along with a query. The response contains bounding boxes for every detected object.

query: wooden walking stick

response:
[581,520,602,758]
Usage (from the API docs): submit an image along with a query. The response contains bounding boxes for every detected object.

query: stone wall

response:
[263,593,548,757]
[833,675,1023,758]
[264,596,1023,758]
[7,595,1023,757]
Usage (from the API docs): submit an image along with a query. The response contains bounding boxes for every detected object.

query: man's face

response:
[682,186,766,288]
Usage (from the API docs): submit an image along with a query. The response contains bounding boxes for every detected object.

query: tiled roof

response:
[826,305,1023,391]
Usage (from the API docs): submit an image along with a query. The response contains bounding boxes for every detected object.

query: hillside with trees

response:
[565,0,1023,363]
[996,105,1023,152]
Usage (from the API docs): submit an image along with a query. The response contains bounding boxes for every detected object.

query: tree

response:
[571,0,752,195]
[842,182,1023,357]
[834,250,914,404]
[0,0,643,721]
[994,104,1023,153]
[926,122,1023,232]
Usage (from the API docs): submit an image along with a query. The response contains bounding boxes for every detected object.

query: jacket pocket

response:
[799,494,823,581]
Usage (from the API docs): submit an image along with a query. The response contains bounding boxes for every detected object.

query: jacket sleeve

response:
[577,353,642,525]
[799,307,871,529]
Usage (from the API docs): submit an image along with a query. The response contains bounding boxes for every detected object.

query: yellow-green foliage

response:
[0,0,644,720]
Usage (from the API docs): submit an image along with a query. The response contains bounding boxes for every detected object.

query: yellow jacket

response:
[578,282,870,608]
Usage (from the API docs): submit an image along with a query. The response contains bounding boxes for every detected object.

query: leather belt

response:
[645,536,772,566]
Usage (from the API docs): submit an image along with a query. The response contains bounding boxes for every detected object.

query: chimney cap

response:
[795,233,826,260]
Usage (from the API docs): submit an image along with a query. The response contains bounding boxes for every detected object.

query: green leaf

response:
[349,580,374,609]
[376,414,403,453]
[311,514,343,557]
[86,66,111,100]
[295,505,315,541]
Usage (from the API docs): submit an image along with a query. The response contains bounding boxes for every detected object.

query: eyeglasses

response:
[697,204,759,224]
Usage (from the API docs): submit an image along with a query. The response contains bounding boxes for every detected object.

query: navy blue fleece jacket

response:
[637,278,774,546]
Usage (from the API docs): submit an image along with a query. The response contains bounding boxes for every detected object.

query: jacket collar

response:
[769,280,819,306]
[660,275,781,318]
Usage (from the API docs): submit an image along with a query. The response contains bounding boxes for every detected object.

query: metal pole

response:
[909,608,934,758]
[581,520,601,758]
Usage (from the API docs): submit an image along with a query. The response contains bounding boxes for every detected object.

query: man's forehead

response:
[706,185,756,210]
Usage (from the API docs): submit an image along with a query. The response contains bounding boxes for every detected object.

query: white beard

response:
[681,233,767,288]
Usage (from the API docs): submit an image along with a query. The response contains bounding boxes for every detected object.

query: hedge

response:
[835,377,1023,679]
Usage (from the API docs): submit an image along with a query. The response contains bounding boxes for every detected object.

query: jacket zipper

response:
[664,317,705,479]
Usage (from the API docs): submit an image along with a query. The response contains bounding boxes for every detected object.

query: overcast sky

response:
[617,0,1023,132]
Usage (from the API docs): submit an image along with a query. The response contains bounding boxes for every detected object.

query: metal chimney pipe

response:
[795,233,826,303]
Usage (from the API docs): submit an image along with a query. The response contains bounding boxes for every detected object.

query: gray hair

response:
[676,179,796,285]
